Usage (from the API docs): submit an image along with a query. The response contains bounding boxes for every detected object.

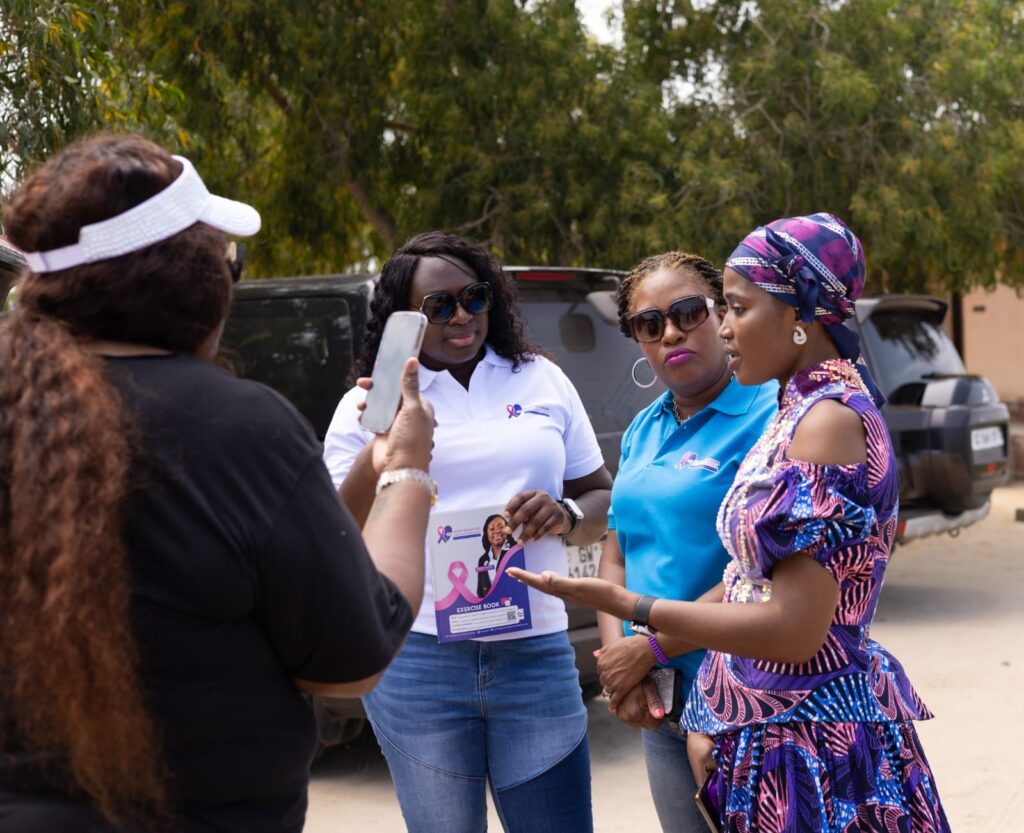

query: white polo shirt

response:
[323,346,605,639]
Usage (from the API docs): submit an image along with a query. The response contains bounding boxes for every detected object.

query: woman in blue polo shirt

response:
[594,252,776,832]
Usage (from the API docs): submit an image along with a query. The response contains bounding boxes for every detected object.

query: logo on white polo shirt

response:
[505,403,551,419]
[436,524,479,544]
[675,450,720,472]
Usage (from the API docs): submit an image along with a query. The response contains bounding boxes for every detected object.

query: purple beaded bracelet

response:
[647,635,670,666]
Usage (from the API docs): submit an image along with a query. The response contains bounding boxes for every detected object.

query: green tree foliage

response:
[122,0,669,274]
[4,1,1024,290]
[619,0,1024,290]
[0,1,182,189]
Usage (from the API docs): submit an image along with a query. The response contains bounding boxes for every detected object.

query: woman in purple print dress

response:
[511,213,950,832]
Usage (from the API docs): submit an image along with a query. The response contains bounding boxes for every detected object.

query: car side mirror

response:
[559,312,596,352]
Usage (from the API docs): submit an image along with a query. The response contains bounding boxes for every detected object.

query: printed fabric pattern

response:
[683,359,949,832]
[712,720,949,832]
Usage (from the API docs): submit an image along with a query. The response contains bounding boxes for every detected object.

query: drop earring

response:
[792,327,807,345]
[631,356,657,388]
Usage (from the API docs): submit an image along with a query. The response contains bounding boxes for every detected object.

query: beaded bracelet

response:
[647,635,670,666]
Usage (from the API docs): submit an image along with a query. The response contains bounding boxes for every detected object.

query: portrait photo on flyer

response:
[429,506,533,643]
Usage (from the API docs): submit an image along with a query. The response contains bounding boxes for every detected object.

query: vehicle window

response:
[519,286,663,473]
[221,296,354,439]
[860,311,966,399]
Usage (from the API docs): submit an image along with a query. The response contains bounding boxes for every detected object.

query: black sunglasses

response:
[416,281,492,324]
[627,295,716,342]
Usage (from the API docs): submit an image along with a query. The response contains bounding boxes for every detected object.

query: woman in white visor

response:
[0,133,434,833]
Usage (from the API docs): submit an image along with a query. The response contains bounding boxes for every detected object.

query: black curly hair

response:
[616,252,725,340]
[350,231,542,383]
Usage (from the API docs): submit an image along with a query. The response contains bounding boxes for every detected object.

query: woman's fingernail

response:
[655,708,664,718]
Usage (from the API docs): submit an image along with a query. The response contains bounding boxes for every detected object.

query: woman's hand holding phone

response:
[594,636,656,709]
[687,731,717,784]
[356,357,435,614]
[612,679,665,730]
[356,357,434,474]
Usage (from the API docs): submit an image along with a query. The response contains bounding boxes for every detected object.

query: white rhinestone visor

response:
[22,156,261,274]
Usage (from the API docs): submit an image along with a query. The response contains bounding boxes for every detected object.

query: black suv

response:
[848,295,1010,537]
[222,269,1010,749]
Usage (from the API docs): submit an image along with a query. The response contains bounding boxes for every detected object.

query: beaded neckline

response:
[779,358,867,414]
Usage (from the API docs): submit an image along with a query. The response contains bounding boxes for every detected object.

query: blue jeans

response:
[362,631,592,833]
[641,723,706,833]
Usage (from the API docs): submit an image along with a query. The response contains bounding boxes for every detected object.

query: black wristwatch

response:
[629,594,658,637]
[556,497,584,537]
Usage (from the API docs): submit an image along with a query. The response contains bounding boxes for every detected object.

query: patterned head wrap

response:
[727,212,885,405]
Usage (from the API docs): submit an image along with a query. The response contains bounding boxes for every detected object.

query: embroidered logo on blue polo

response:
[505,403,551,419]
[675,450,721,472]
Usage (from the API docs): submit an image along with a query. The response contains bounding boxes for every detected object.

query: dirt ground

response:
[305,482,1024,832]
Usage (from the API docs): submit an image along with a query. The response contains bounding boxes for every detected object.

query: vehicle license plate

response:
[971,426,1004,452]
[566,542,601,578]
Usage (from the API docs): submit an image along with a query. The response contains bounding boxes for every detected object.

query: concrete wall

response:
[961,283,1024,404]
[960,283,1024,478]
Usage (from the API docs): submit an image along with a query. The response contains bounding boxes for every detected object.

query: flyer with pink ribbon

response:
[429,506,532,642]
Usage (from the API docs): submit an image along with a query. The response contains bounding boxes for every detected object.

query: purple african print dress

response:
[682,359,949,833]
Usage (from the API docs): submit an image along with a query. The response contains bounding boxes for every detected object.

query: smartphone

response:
[648,667,683,725]
[360,311,427,434]
[694,769,724,832]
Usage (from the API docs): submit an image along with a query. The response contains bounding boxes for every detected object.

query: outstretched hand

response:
[505,568,636,620]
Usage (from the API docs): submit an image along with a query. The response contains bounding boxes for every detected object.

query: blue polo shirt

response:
[608,377,778,696]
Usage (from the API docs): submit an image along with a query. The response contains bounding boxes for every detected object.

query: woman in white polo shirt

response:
[324,231,612,833]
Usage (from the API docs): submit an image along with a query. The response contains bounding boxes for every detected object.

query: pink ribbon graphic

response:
[437,525,452,543]
[435,545,524,609]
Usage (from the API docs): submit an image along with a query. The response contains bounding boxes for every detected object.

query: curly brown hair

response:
[1,133,235,825]
[615,251,725,340]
